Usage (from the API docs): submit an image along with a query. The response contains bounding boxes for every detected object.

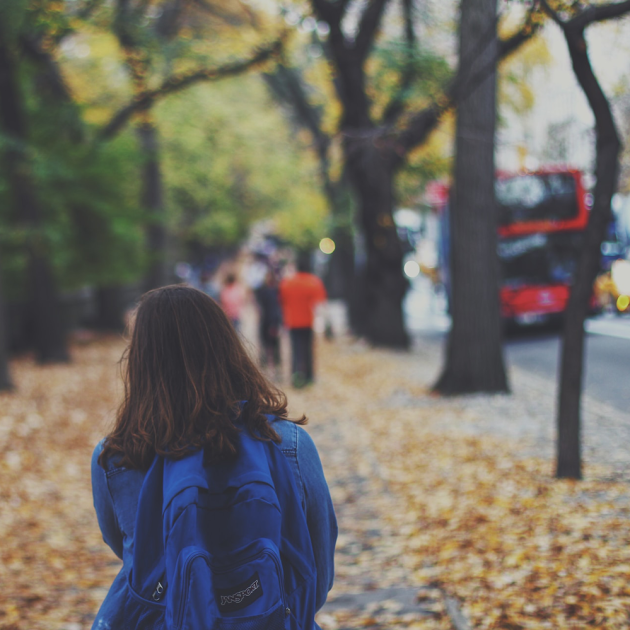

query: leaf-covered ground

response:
[0,339,124,630]
[1,336,629,629]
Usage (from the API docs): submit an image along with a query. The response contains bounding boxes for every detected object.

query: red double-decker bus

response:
[496,167,589,324]
[434,168,593,325]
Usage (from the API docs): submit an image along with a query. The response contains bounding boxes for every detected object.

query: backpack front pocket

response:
[211,539,286,619]
[171,540,288,630]
[214,599,288,630]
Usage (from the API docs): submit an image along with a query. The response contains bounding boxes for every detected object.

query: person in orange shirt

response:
[279,254,327,387]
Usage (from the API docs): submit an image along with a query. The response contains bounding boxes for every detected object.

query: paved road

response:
[404,278,630,413]
[504,321,630,414]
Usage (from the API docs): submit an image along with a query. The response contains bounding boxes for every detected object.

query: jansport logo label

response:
[220,580,260,605]
[217,572,263,612]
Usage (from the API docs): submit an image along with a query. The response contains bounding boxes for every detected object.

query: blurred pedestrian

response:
[199,268,220,302]
[245,254,269,291]
[255,270,282,379]
[279,253,327,388]
[220,272,246,331]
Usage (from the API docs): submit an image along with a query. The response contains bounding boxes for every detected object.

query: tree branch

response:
[99,34,286,140]
[265,64,329,147]
[538,0,566,28]
[576,0,630,27]
[395,9,541,158]
[384,0,522,128]
[113,0,141,50]
[19,35,73,102]
[49,0,104,44]
[264,64,330,164]
[264,63,335,202]
[155,0,185,39]
[18,34,86,143]
[311,0,363,111]
[77,0,104,20]
[541,0,630,30]
[191,0,256,27]
[538,0,626,139]
[355,0,390,62]
[498,17,538,57]
[381,0,417,125]
[311,0,344,24]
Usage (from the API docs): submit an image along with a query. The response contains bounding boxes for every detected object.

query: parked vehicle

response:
[594,258,630,314]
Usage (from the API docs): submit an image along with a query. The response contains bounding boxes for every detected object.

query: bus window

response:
[496,173,579,226]
[498,231,584,288]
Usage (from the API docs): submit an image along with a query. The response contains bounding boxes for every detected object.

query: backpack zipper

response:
[152,581,164,602]
[267,550,287,614]
[175,551,208,630]
[269,551,291,618]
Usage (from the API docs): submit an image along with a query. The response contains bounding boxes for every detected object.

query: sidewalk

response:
[0,333,629,629]
[407,335,630,477]
[288,336,630,630]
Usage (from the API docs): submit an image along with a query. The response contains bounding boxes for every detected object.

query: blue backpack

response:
[122,421,318,629]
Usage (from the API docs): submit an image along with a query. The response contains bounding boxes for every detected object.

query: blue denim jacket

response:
[91,420,337,630]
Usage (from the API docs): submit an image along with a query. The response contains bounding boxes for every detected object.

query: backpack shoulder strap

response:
[131,455,166,596]
[162,448,208,509]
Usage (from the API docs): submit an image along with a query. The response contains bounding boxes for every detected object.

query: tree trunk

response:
[138,121,169,292]
[94,285,129,331]
[434,0,508,394]
[0,24,69,364]
[322,176,355,293]
[325,224,355,300]
[345,140,409,348]
[0,266,12,390]
[556,25,621,480]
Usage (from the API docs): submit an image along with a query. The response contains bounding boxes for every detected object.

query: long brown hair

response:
[99,285,304,470]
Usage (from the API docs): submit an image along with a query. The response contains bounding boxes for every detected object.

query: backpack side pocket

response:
[124,570,167,630]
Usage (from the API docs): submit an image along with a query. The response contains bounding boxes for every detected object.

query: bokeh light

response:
[404,260,420,278]
[319,238,335,254]
[612,260,630,295]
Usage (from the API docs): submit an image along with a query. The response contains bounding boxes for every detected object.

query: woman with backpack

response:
[91,285,337,630]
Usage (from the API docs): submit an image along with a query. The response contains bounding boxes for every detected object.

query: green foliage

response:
[157,75,328,252]
[367,41,453,207]
[0,128,145,298]
[267,31,455,214]
[369,42,453,118]
[0,0,147,300]
[39,135,145,289]
[0,0,27,43]
[498,34,551,120]
[0,0,329,308]
[396,121,452,208]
